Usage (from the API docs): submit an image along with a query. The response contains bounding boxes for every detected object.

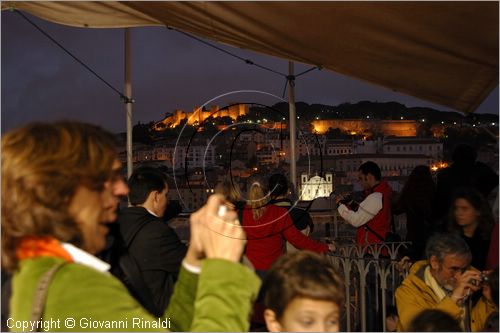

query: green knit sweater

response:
[9,257,260,332]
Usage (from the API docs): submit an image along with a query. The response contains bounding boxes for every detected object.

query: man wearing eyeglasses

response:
[396,232,496,331]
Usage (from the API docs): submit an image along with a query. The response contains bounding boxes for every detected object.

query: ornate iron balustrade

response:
[327,242,411,332]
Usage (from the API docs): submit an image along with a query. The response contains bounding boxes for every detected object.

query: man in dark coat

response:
[118,167,187,314]
[436,143,498,220]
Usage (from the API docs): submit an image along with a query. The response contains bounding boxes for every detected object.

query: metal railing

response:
[309,210,407,240]
[169,210,411,332]
[310,210,410,331]
[327,242,411,332]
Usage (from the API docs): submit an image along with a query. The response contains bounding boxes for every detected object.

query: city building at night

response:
[299,172,334,201]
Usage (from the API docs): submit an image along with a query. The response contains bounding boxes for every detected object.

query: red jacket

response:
[242,204,328,271]
[356,180,393,246]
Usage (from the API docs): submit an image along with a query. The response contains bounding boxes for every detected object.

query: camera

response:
[471,272,489,286]
[339,195,354,206]
[338,194,359,211]
[480,272,489,283]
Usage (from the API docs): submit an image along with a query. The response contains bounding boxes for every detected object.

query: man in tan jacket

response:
[395,232,496,331]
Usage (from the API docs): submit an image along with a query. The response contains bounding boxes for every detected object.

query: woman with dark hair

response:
[447,187,495,270]
[394,165,437,260]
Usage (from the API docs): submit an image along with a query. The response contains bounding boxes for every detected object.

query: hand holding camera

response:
[338,194,354,206]
[336,193,359,211]
[471,272,490,286]
[450,269,489,305]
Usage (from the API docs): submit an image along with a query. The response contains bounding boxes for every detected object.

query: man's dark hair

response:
[358,161,381,180]
[269,173,288,198]
[128,167,168,205]
[425,232,471,263]
[408,309,462,332]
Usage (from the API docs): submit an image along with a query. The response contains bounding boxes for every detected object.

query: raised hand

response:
[449,269,482,304]
[190,194,246,263]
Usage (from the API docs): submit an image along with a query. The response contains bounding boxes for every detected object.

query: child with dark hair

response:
[262,251,345,332]
[408,309,462,331]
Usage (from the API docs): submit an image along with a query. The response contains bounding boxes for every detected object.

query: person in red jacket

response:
[336,161,393,247]
[336,161,393,331]
[241,176,334,277]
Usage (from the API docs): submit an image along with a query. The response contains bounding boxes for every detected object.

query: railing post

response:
[379,263,391,332]
[358,258,368,332]
[343,257,352,331]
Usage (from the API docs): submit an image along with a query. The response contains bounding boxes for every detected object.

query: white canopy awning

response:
[3,1,498,113]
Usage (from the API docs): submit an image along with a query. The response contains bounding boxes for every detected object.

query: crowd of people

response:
[1,121,498,332]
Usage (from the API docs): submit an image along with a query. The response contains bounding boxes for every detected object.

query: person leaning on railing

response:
[241,175,335,279]
[1,121,260,332]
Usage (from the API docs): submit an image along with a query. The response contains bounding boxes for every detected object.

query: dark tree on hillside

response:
[216,116,234,125]
[133,122,152,144]
[324,127,348,139]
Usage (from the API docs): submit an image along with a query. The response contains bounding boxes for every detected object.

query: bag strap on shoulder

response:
[364,224,386,242]
[362,192,397,242]
[30,261,66,332]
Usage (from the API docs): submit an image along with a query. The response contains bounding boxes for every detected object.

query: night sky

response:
[2,10,499,134]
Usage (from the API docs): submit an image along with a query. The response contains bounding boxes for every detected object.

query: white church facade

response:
[299,172,334,201]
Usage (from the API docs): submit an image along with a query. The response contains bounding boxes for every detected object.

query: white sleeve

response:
[182,259,201,274]
[337,192,383,228]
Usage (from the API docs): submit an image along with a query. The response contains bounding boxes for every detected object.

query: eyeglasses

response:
[440,263,469,274]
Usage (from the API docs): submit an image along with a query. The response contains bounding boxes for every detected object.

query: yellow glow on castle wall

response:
[311,119,418,136]
[153,104,248,131]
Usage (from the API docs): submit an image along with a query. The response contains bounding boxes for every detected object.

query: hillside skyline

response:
[3,11,498,134]
[122,100,499,133]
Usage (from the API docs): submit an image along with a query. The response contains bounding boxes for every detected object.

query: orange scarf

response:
[16,236,73,262]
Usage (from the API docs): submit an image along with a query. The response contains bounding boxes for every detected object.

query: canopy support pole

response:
[125,28,133,179]
[288,61,297,194]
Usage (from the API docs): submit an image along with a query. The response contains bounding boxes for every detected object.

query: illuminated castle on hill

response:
[311,119,418,136]
[153,104,248,131]
[153,104,420,137]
